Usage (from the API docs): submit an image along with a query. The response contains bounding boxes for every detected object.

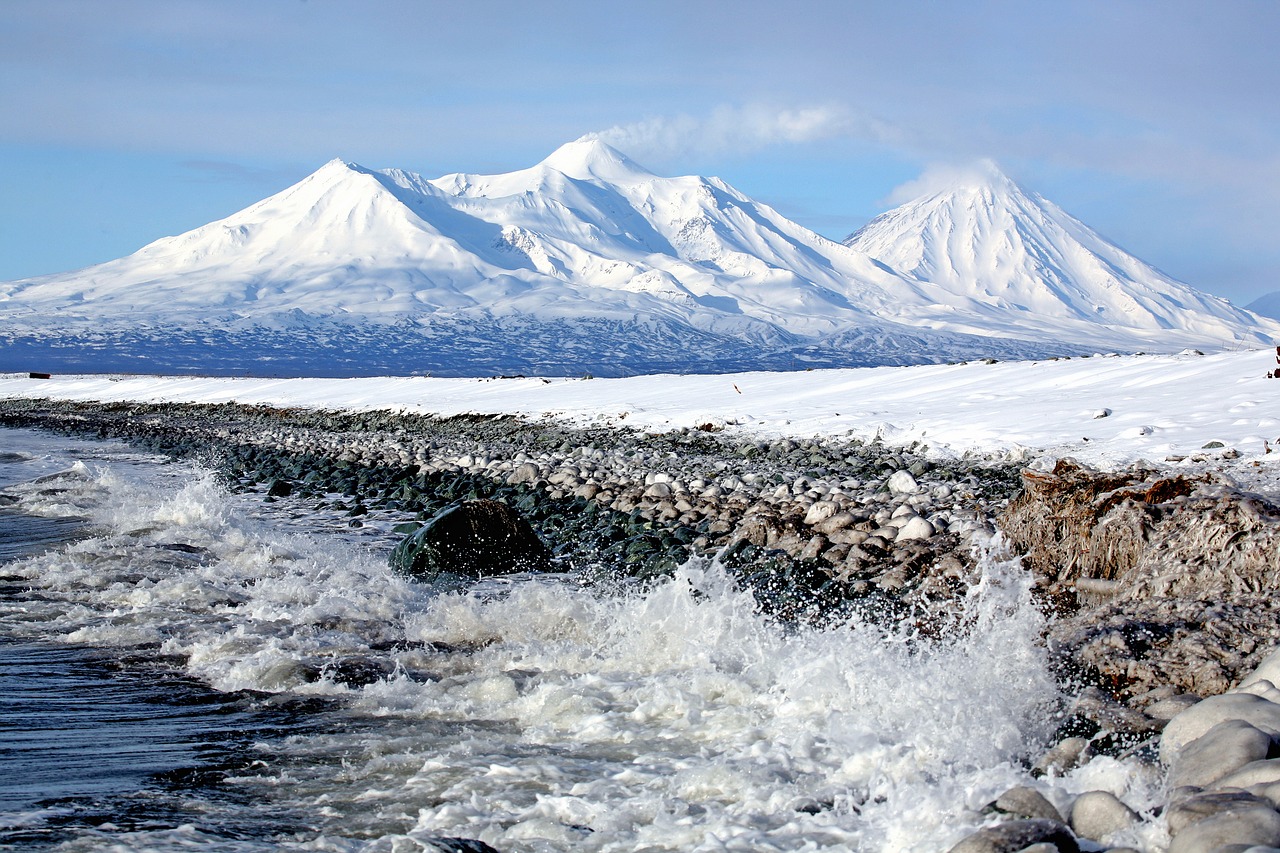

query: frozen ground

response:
[3,347,1278,491]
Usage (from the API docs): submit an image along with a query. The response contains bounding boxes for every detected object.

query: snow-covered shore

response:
[4,348,1277,479]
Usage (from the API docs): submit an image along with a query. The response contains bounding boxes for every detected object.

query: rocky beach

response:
[0,398,1019,623]
[3,391,1280,851]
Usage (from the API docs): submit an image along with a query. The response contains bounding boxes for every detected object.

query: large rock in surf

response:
[389,499,550,581]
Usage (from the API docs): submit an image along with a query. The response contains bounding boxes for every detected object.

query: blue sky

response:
[3,0,1278,305]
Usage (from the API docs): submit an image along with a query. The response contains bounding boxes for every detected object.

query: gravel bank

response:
[0,398,1021,620]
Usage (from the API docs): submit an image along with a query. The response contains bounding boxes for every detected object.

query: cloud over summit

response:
[883,160,1013,206]
[588,104,893,164]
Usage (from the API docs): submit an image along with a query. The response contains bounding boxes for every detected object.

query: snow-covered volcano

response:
[843,161,1275,348]
[1,143,1274,377]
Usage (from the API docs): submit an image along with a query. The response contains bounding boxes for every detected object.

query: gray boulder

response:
[1068,790,1136,843]
[1167,791,1275,837]
[1033,737,1089,777]
[1162,694,1280,762]
[1240,648,1280,692]
[1170,720,1275,789]
[1167,805,1280,853]
[1215,759,1280,790]
[994,786,1063,822]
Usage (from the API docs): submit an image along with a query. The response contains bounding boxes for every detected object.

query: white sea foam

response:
[343,552,1060,852]
[0,441,1161,851]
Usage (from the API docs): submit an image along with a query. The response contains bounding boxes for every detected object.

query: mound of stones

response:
[939,457,1280,852]
[1003,458,1280,605]
[999,458,1280,696]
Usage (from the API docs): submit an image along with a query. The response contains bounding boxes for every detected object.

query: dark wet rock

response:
[325,656,398,687]
[425,838,503,853]
[156,542,209,555]
[266,478,294,497]
[389,499,551,581]
[992,786,1063,822]
[947,818,1079,853]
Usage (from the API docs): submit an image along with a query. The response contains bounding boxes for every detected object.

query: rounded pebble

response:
[1068,790,1136,843]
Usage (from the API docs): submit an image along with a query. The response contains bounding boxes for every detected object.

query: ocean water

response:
[0,427,1160,852]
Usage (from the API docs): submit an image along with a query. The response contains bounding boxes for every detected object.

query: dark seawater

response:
[0,639,335,849]
[0,435,343,850]
[0,513,86,563]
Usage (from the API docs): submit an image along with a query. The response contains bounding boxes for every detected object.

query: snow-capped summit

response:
[1,146,1276,378]
[430,137,654,199]
[1,154,488,317]
[538,136,654,183]
[844,162,1274,345]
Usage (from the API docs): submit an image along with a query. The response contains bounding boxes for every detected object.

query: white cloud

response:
[588,104,894,162]
[882,159,1010,205]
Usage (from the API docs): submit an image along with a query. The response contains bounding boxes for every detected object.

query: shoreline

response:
[2,348,1276,483]
[5,395,1280,850]
[3,395,1276,691]
[0,397,1019,615]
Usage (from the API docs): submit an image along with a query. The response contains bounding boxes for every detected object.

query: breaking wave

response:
[0,431,1085,851]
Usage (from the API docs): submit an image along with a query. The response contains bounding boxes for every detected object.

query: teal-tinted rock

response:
[389,500,551,581]
[266,479,293,497]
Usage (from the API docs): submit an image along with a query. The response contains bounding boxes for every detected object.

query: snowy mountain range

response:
[2,139,1276,377]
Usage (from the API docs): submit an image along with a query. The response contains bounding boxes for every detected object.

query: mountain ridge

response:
[2,142,1275,377]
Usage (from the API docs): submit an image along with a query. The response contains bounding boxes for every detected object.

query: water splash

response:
[1,439,1083,851]
[376,549,1059,851]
